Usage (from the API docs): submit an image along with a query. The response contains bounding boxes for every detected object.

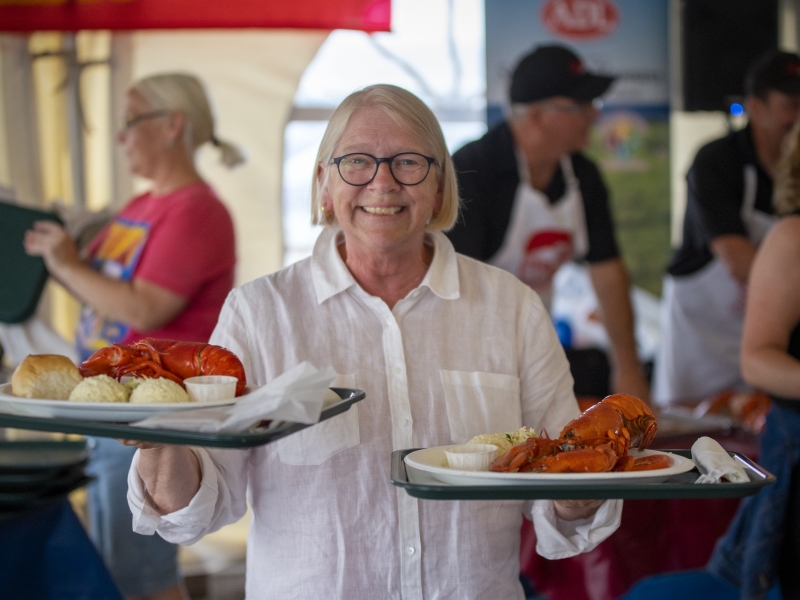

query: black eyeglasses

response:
[121,109,170,131]
[331,152,437,186]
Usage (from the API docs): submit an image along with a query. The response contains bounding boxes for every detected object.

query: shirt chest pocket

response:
[276,374,360,466]
[440,370,522,443]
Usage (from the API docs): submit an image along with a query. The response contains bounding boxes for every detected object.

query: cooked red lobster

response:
[80,338,247,396]
[489,393,662,473]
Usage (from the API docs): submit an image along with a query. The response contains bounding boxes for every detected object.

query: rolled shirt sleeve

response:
[127,446,248,545]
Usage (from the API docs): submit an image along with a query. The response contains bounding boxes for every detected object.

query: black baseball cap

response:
[744,50,800,97]
[509,44,615,104]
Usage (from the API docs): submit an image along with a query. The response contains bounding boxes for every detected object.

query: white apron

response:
[489,154,588,311]
[653,165,777,404]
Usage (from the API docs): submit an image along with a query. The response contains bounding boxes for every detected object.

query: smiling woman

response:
[126,84,622,600]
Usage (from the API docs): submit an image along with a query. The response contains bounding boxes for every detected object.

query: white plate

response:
[0,382,239,423]
[404,446,696,486]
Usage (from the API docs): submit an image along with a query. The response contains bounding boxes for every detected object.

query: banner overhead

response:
[0,0,391,32]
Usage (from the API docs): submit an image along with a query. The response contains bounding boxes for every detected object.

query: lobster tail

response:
[600,394,657,450]
[197,344,247,395]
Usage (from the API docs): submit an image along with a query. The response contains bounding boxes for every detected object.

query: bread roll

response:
[11,354,84,400]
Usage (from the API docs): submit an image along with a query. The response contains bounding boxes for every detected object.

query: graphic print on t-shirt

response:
[518,230,574,291]
[75,217,150,360]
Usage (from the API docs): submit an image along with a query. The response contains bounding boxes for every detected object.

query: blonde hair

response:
[774,118,800,215]
[131,73,245,168]
[310,84,460,231]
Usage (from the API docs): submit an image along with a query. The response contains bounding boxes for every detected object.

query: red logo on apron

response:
[518,230,574,290]
[541,0,619,40]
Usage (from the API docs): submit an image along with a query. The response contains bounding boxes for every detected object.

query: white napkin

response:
[691,436,750,484]
[130,362,337,433]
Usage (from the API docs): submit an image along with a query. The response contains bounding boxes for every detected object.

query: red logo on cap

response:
[542,0,619,40]
[569,60,585,75]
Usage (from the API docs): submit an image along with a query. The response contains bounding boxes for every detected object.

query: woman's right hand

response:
[23,220,81,277]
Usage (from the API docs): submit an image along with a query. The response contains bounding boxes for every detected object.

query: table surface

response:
[520,424,761,600]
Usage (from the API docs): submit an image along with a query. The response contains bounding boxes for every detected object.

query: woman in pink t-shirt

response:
[24,73,244,600]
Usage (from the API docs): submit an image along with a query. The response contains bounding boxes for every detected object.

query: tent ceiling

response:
[0,0,390,32]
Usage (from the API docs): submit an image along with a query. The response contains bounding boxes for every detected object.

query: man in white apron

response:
[653,50,800,406]
[447,44,651,403]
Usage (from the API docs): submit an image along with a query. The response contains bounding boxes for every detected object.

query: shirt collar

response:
[311,227,460,305]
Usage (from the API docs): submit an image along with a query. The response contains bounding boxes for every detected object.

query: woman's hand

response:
[553,499,604,521]
[24,220,81,278]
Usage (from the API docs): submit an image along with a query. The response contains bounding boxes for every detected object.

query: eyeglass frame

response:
[330,152,438,187]
[121,109,171,132]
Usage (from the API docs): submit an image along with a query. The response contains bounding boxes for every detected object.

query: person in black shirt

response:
[653,50,800,405]
[448,44,650,403]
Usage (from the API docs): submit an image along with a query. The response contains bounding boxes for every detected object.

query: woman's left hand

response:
[553,499,605,521]
[24,220,81,277]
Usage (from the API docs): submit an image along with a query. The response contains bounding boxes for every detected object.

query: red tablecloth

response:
[520,428,760,600]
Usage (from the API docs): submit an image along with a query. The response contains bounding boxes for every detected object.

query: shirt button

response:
[394,366,402,374]
[406,546,415,555]
[401,417,410,426]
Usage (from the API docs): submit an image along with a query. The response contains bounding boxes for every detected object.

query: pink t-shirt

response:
[75,182,236,360]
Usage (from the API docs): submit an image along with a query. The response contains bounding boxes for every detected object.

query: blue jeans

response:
[708,404,800,599]
[86,437,181,597]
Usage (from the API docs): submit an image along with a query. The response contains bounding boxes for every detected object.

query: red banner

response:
[0,0,391,32]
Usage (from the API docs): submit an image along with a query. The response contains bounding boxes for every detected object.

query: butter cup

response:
[444,444,498,471]
[183,375,238,403]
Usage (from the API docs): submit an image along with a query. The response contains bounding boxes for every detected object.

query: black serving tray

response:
[0,440,88,474]
[0,463,89,494]
[0,388,365,448]
[391,449,775,500]
[0,440,91,517]
[0,201,62,323]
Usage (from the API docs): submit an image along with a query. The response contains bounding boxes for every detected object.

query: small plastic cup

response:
[183,375,238,403]
[444,444,498,471]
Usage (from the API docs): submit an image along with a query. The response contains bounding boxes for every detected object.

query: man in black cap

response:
[653,49,800,406]
[447,44,651,403]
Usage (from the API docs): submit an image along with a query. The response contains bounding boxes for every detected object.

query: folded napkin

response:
[130,362,337,433]
[691,436,750,483]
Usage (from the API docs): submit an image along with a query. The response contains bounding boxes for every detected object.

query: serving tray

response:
[0,440,91,517]
[391,448,775,500]
[0,388,365,448]
[0,440,88,473]
[0,201,62,324]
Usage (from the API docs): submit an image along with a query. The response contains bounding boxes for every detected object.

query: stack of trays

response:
[0,440,90,517]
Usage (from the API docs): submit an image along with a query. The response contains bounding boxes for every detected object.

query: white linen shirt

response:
[128,227,622,600]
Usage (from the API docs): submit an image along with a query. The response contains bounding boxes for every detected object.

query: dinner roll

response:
[11,354,84,400]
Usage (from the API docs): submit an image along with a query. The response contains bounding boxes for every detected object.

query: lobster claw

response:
[488,437,561,472]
